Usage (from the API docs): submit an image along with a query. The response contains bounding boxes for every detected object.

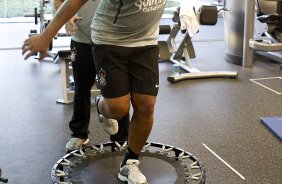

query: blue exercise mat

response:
[260,117,282,141]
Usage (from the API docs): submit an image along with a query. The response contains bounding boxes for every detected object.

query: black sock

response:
[110,113,130,141]
[121,147,139,167]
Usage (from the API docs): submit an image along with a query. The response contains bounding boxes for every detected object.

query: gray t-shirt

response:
[91,0,166,47]
[72,0,100,44]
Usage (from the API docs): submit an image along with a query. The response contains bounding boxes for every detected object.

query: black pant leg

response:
[69,40,96,139]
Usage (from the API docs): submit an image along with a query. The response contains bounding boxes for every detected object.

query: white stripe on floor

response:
[202,143,246,180]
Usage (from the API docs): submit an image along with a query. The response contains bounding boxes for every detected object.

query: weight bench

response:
[159,5,238,83]
[54,50,100,104]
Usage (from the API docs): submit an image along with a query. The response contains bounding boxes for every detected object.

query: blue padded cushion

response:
[260,117,282,141]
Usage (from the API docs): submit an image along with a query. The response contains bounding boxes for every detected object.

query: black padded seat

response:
[257,13,282,23]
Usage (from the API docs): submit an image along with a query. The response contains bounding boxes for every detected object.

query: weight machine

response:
[25,0,55,59]
[26,0,69,60]
[243,0,282,67]
[159,5,238,83]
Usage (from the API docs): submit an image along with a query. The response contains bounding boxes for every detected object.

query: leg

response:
[118,45,159,183]
[110,112,130,142]
[69,40,95,138]
[93,44,131,136]
[97,94,130,120]
[66,40,95,152]
[126,45,159,154]
[93,44,159,183]
[128,93,156,154]
[96,86,130,141]
[95,94,130,135]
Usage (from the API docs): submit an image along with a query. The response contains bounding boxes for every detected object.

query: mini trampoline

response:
[51,141,206,184]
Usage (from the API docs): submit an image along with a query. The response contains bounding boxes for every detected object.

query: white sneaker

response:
[118,159,148,184]
[95,95,118,135]
[98,114,119,135]
[65,138,89,152]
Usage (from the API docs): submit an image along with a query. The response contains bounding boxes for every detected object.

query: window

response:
[0,0,53,23]
[164,0,181,18]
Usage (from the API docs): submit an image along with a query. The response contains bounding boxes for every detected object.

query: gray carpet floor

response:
[0,18,282,184]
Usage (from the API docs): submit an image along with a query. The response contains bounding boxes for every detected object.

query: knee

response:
[108,103,130,120]
[101,95,130,120]
[132,99,155,116]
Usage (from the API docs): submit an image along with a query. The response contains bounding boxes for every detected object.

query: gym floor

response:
[0,18,282,184]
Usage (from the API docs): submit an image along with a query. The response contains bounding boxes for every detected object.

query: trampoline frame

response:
[51,141,206,184]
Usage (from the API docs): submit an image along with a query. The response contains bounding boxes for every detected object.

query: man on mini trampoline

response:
[54,0,130,153]
[22,0,167,183]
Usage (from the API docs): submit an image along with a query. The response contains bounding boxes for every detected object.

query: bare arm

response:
[54,0,82,35]
[22,0,88,60]
[54,0,65,11]
[41,0,87,40]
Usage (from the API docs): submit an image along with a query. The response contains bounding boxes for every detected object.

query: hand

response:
[21,33,52,60]
[65,16,83,35]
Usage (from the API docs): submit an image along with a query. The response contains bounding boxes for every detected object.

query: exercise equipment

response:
[26,0,70,60]
[243,0,282,67]
[0,168,8,183]
[260,117,282,141]
[253,0,282,66]
[51,141,206,184]
[159,5,238,83]
[54,50,100,104]
[223,0,245,65]
[24,0,52,32]
[25,0,55,59]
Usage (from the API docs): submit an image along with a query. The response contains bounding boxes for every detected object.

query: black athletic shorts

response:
[92,44,159,98]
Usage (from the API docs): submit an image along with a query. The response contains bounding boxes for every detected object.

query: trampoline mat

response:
[260,117,282,141]
[52,142,206,184]
[71,151,184,184]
